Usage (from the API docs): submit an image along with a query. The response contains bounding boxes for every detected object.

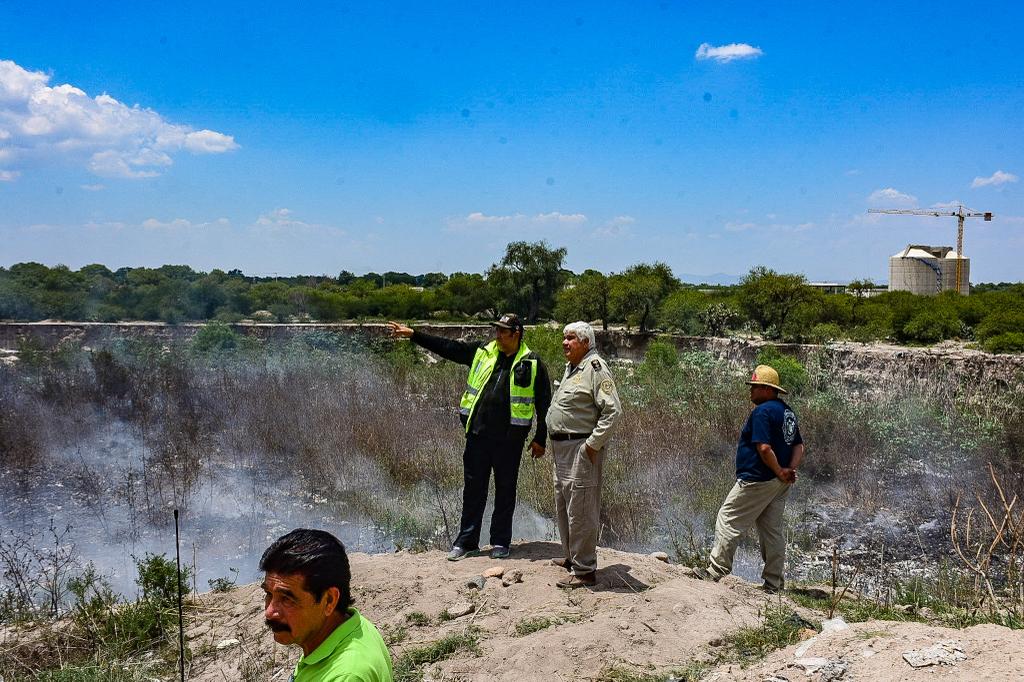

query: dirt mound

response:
[186,542,1024,681]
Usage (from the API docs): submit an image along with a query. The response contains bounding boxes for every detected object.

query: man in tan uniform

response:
[544,321,622,588]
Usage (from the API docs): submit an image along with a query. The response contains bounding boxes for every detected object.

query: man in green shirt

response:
[261,529,393,682]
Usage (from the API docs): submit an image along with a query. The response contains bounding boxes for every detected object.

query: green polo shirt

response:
[292,608,393,682]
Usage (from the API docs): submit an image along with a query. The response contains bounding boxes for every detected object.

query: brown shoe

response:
[551,558,571,570]
[557,573,596,589]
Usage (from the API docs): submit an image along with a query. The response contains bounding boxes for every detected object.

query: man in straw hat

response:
[697,364,804,593]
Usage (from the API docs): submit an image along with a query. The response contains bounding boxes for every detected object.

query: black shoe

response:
[489,545,510,559]
[447,546,475,561]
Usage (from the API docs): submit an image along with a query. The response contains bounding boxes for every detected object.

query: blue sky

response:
[1,2,1021,282]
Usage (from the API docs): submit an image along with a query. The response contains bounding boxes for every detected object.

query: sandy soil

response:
[182,542,1024,681]
[705,620,1024,681]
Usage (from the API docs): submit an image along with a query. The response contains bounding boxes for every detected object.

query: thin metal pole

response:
[956,211,965,293]
[174,509,186,682]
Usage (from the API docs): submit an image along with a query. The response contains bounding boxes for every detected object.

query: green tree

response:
[698,302,741,336]
[902,307,960,344]
[554,269,611,329]
[846,278,875,326]
[976,309,1024,344]
[486,240,567,322]
[737,266,812,337]
[421,272,448,288]
[659,288,710,335]
[436,272,496,317]
[609,262,679,333]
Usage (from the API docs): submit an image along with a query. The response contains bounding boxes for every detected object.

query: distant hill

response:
[677,272,743,286]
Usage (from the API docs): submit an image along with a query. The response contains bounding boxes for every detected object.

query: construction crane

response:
[868,205,992,293]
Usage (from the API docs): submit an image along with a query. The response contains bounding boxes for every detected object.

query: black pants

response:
[453,433,525,550]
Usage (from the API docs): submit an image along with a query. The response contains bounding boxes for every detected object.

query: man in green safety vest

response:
[388,314,551,560]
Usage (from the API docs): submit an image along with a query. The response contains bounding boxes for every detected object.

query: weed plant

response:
[392,628,481,682]
[597,663,708,682]
[404,611,430,626]
[513,615,554,637]
[0,553,190,679]
[718,603,815,667]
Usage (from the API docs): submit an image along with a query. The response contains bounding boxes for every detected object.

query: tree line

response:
[2,241,1022,351]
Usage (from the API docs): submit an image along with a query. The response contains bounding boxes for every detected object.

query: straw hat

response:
[746,364,787,394]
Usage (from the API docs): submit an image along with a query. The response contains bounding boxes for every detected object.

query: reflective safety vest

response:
[458,341,538,432]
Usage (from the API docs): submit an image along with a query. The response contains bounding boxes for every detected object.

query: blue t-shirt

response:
[735,399,802,482]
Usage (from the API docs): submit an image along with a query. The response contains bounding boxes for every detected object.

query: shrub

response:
[641,340,678,374]
[976,310,1024,343]
[660,289,708,335]
[984,333,1024,354]
[848,320,890,343]
[207,567,239,593]
[902,308,960,344]
[190,322,241,353]
[699,302,740,337]
[808,323,843,344]
[524,325,566,373]
[755,346,808,395]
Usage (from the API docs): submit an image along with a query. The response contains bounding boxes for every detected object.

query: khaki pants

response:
[708,478,791,590]
[552,438,603,577]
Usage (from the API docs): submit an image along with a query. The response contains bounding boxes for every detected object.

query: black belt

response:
[550,432,591,441]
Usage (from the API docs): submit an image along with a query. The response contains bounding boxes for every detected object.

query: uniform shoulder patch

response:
[600,378,614,394]
[590,358,602,371]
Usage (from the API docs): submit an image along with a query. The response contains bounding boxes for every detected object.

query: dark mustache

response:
[265,619,290,633]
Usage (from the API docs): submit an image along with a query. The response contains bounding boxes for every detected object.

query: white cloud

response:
[79,183,105,191]
[253,208,341,236]
[534,211,587,224]
[465,211,518,224]
[724,221,757,232]
[449,211,588,231]
[183,129,237,153]
[845,169,861,176]
[141,217,231,230]
[594,215,635,238]
[0,169,19,182]
[83,220,127,231]
[142,218,192,230]
[971,170,1018,188]
[868,188,917,206]
[0,59,238,180]
[695,42,763,63]
[256,208,310,230]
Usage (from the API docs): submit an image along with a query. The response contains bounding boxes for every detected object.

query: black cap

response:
[489,313,523,333]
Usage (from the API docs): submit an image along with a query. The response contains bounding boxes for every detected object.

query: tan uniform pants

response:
[708,478,791,590]
[552,438,603,577]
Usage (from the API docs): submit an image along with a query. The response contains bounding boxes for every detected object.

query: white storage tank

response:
[889,245,970,295]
